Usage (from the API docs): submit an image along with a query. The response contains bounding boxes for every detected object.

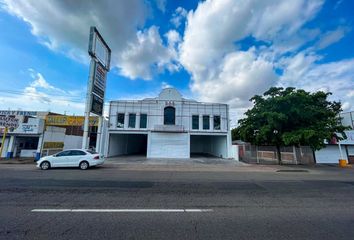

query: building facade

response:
[0,111,100,160]
[315,110,354,163]
[106,88,233,159]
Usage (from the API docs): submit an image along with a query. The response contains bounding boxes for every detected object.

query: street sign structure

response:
[92,61,106,99]
[91,94,104,116]
[82,26,111,151]
[0,116,19,128]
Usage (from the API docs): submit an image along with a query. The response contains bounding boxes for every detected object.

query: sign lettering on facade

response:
[45,116,98,126]
[0,110,37,116]
[0,116,20,128]
[43,142,64,149]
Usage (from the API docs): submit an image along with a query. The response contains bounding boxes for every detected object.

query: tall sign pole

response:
[82,27,111,150]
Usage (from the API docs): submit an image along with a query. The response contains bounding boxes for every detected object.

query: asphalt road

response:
[0,163,354,240]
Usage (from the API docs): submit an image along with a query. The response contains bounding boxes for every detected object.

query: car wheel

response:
[79,161,89,170]
[40,161,50,170]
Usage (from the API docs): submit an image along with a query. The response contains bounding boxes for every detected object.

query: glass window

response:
[192,115,199,130]
[214,115,221,130]
[56,151,70,157]
[117,113,125,128]
[128,113,136,128]
[140,114,147,128]
[86,150,97,154]
[70,150,86,156]
[164,107,175,125]
[203,115,210,130]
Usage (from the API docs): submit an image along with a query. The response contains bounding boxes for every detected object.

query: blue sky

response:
[0,0,353,125]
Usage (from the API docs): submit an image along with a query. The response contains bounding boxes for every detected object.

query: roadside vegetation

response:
[233,87,348,164]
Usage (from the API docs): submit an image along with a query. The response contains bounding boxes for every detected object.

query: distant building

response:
[340,111,354,129]
[0,111,99,159]
[105,88,233,159]
[315,110,354,164]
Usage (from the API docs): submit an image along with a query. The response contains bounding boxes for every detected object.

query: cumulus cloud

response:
[192,48,278,107]
[170,7,187,28]
[280,53,354,105]
[2,0,176,80]
[155,0,166,13]
[120,26,179,79]
[317,27,349,49]
[0,70,87,114]
[180,0,324,106]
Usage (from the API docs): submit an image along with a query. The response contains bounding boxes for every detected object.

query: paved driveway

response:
[106,154,243,165]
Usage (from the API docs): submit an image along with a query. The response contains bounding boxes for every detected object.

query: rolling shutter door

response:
[149,132,189,158]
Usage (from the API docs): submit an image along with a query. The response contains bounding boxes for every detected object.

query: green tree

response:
[237,87,347,164]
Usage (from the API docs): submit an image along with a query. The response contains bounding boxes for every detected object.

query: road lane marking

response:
[31,208,213,213]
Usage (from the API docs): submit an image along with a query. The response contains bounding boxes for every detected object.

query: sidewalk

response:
[104,156,327,173]
[0,157,35,164]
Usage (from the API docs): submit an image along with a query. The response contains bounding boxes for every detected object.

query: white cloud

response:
[192,48,278,107]
[317,27,349,49]
[170,7,187,28]
[155,0,166,13]
[1,0,176,80]
[180,0,323,107]
[119,26,179,79]
[280,52,354,108]
[161,81,173,89]
[0,70,86,114]
[165,30,181,46]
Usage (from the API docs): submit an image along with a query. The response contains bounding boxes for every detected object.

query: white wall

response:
[20,149,36,157]
[315,145,347,163]
[43,126,66,142]
[63,135,83,150]
[109,101,228,133]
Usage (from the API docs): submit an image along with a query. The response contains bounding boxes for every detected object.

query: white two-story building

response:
[106,88,233,159]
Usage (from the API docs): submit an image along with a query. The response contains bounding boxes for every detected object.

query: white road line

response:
[31,208,213,213]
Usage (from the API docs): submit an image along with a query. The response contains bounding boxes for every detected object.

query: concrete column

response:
[95,116,102,154]
[210,115,214,131]
[35,134,44,160]
[136,113,140,129]
[6,135,15,158]
[147,132,151,158]
[199,114,203,130]
[227,131,232,159]
[124,113,129,129]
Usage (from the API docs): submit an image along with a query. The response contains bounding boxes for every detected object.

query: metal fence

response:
[239,144,315,165]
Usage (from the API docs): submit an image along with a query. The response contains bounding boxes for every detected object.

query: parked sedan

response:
[36,149,104,170]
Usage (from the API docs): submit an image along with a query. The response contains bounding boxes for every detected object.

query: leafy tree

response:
[237,87,347,164]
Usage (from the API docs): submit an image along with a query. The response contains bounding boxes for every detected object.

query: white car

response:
[37,149,105,170]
